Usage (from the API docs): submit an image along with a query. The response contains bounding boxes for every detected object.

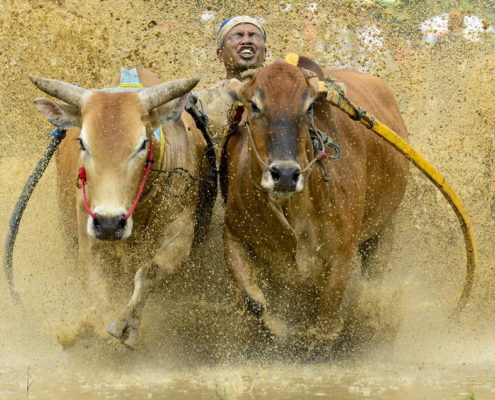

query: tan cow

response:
[221,60,408,352]
[31,67,216,347]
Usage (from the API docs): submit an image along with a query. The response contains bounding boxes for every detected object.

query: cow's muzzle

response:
[93,213,128,241]
[261,161,304,196]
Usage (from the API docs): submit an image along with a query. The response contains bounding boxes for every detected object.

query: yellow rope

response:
[118,83,144,88]
[320,77,476,315]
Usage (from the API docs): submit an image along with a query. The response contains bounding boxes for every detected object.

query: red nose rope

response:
[77,141,154,220]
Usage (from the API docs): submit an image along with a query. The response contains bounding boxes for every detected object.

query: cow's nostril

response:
[117,215,126,230]
[271,167,281,182]
[93,217,102,234]
[269,163,302,192]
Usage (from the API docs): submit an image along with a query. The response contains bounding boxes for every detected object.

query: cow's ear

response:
[33,98,81,129]
[155,93,189,126]
[224,78,245,102]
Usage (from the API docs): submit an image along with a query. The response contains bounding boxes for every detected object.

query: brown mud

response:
[0,1,494,398]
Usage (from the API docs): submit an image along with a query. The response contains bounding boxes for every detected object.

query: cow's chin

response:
[268,190,297,202]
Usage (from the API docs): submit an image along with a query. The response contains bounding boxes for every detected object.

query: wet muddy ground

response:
[1,0,494,398]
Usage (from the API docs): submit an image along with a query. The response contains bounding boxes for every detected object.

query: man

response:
[195,16,266,137]
[216,16,266,79]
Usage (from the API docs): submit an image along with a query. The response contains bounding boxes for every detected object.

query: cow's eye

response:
[306,103,314,119]
[248,100,261,114]
[75,138,86,151]
[139,139,149,152]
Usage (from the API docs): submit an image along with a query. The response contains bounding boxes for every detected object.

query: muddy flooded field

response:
[1,0,494,399]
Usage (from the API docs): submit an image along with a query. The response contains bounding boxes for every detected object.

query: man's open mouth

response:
[239,47,255,59]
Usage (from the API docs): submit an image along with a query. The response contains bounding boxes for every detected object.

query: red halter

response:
[77,141,154,220]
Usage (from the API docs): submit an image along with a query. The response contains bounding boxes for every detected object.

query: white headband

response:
[217,16,266,48]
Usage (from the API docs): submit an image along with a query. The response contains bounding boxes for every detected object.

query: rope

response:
[150,166,212,198]
[4,128,66,304]
[244,122,336,180]
[77,167,97,219]
[77,141,155,221]
[123,141,154,220]
[244,123,273,171]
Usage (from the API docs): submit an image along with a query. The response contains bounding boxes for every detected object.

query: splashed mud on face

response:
[0,0,494,398]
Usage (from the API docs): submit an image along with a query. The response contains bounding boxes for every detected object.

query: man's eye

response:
[75,138,86,151]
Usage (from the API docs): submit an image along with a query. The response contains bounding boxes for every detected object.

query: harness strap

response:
[184,93,217,184]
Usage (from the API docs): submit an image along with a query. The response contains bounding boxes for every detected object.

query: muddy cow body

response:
[221,60,408,348]
[32,67,215,347]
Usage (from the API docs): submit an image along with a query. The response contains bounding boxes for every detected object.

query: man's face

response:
[217,23,266,76]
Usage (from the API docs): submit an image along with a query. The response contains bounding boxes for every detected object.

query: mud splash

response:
[1,0,494,398]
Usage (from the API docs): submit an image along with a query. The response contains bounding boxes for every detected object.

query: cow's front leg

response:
[56,236,116,348]
[107,261,164,347]
[314,251,353,341]
[108,216,194,347]
[224,228,288,339]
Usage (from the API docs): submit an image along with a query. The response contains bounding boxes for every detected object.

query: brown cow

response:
[31,67,215,347]
[221,60,408,351]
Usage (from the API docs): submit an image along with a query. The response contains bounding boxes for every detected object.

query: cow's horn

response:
[302,69,318,79]
[240,69,257,80]
[139,78,200,112]
[29,76,89,107]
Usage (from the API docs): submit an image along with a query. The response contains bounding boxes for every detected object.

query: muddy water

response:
[1,0,495,398]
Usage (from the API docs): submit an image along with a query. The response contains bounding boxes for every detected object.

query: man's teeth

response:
[240,49,254,56]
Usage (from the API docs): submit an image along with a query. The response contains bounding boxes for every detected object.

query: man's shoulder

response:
[199,79,234,95]
[196,79,238,105]
[195,79,239,136]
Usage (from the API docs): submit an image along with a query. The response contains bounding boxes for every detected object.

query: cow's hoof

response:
[108,316,138,348]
